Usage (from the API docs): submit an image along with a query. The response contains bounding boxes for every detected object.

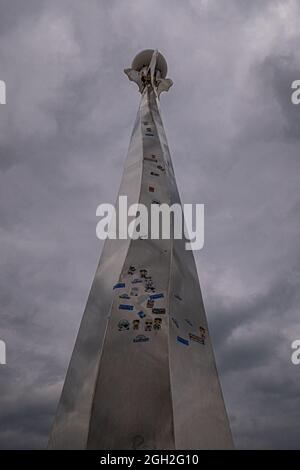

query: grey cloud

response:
[0,0,299,449]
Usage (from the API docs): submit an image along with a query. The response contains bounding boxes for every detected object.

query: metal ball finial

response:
[124,49,172,96]
[131,49,168,78]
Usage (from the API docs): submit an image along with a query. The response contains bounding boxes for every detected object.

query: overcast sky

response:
[0,0,300,449]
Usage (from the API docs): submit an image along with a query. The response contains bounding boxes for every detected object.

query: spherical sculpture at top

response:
[132,49,168,78]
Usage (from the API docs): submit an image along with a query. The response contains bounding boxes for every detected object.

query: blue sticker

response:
[133,335,149,343]
[177,336,189,346]
[149,293,164,300]
[137,311,146,319]
[132,279,143,284]
[114,283,125,289]
[119,304,134,311]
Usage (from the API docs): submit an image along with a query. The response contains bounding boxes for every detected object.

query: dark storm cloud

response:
[0,0,299,449]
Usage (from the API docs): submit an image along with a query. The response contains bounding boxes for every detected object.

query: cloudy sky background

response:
[0,0,300,449]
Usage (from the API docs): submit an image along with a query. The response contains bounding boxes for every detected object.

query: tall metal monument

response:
[49,50,233,450]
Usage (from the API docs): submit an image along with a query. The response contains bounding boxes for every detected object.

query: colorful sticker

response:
[147,300,154,309]
[152,308,166,315]
[172,317,179,328]
[119,293,130,299]
[128,266,136,275]
[118,319,130,331]
[153,318,162,330]
[132,319,140,330]
[150,293,164,300]
[119,304,134,311]
[177,336,189,346]
[133,335,149,343]
[140,269,148,278]
[113,283,125,290]
[145,282,154,288]
[199,326,207,339]
[137,310,146,319]
[189,333,204,345]
[145,287,155,293]
[145,319,153,331]
[149,186,155,192]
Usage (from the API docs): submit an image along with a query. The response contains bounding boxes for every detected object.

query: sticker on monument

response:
[199,326,207,338]
[185,319,193,327]
[118,320,130,331]
[128,266,136,275]
[137,310,146,319]
[113,283,125,289]
[144,156,157,163]
[177,336,189,346]
[153,318,162,330]
[132,279,142,284]
[133,335,149,343]
[157,165,165,171]
[189,333,204,344]
[145,286,155,293]
[174,294,182,301]
[147,299,154,309]
[132,319,140,330]
[119,293,130,299]
[199,326,207,344]
[149,293,164,300]
[145,319,153,331]
[140,269,148,278]
[119,304,134,311]
[152,308,166,315]
[172,317,179,328]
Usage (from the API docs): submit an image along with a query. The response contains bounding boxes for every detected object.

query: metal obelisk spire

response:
[48,49,233,450]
